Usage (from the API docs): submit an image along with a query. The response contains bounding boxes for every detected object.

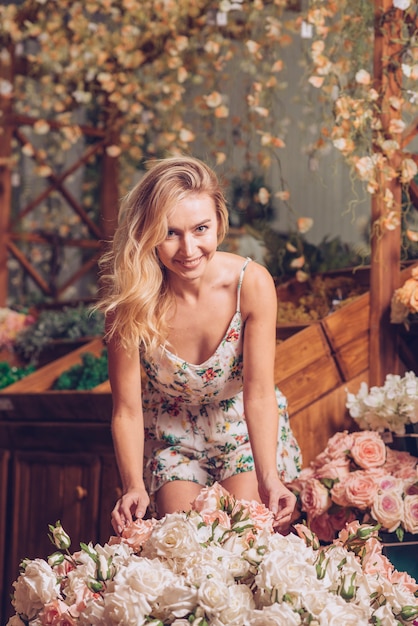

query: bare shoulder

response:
[240,259,277,318]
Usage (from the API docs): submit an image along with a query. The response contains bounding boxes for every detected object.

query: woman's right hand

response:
[111,488,150,535]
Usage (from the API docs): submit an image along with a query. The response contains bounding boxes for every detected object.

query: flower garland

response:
[346,371,418,435]
[7,483,418,626]
[287,430,418,544]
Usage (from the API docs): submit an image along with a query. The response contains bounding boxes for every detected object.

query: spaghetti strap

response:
[237,257,252,313]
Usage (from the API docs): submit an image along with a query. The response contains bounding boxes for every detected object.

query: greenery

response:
[52,349,108,390]
[0,362,35,390]
[13,304,104,365]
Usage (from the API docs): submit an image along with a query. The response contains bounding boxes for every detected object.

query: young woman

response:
[97,155,302,535]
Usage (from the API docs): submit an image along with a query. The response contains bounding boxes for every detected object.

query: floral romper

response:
[141,258,302,496]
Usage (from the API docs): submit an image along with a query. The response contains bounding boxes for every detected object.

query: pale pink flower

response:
[403,495,418,533]
[371,490,404,532]
[335,471,379,509]
[300,478,331,517]
[350,431,387,469]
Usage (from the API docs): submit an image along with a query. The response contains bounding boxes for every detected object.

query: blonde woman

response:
[97,156,301,534]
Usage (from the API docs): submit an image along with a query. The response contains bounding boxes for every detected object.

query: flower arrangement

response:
[391,267,418,329]
[7,483,418,626]
[287,430,418,545]
[0,308,35,351]
[346,371,418,435]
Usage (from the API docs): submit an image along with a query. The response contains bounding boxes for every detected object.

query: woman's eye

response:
[196,225,208,233]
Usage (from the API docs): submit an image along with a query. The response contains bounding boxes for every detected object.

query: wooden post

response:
[369,1,403,385]
[0,47,13,307]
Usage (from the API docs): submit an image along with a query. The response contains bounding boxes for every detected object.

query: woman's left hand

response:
[259,476,297,532]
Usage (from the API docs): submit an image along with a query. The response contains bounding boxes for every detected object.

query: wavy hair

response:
[97,155,229,353]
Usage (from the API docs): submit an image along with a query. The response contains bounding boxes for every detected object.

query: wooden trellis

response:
[0,50,119,305]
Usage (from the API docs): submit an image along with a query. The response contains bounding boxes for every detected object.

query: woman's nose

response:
[180,234,195,256]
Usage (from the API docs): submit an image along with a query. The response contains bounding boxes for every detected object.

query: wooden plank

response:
[0,450,9,622]
[333,332,369,381]
[289,371,369,467]
[0,48,13,307]
[278,353,342,415]
[321,292,370,351]
[275,322,332,382]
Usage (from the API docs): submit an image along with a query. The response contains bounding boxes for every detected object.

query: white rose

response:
[112,556,175,602]
[77,596,106,626]
[393,0,410,9]
[103,583,152,626]
[255,550,317,598]
[197,578,231,616]
[141,513,200,560]
[12,559,59,620]
[152,580,198,621]
[318,596,370,625]
[217,584,255,624]
[247,602,302,625]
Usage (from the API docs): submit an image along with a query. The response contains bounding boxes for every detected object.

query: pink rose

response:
[403,494,418,534]
[40,600,76,625]
[293,523,320,549]
[371,490,404,532]
[308,511,336,543]
[314,431,354,466]
[328,507,357,532]
[390,569,418,594]
[350,431,386,469]
[300,478,331,517]
[113,517,157,552]
[235,500,274,532]
[330,480,351,508]
[385,448,417,474]
[192,482,232,513]
[200,509,231,529]
[334,471,379,509]
[315,457,351,481]
[374,475,404,493]
[362,538,394,578]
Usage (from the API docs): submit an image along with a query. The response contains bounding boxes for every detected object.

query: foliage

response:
[13,304,104,364]
[305,0,418,238]
[0,361,35,390]
[288,429,418,544]
[7,484,418,625]
[52,349,108,390]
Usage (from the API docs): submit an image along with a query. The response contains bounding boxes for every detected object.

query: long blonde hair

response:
[97,156,229,353]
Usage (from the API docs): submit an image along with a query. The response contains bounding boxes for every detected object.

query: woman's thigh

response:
[220,470,261,503]
[155,480,203,516]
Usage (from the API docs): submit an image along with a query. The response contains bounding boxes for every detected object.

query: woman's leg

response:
[220,470,261,502]
[155,480,203,516]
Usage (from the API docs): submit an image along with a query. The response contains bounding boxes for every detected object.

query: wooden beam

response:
[0,47,13,307]
[369,0,403,385]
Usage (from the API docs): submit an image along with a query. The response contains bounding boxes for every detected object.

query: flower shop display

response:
[391,267,418,330]
[346,371,418,436]
[7,484,418,626]
[287,430,418,546]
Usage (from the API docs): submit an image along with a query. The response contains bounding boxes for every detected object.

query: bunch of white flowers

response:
[346,371,418,435]
[7,484,418,626]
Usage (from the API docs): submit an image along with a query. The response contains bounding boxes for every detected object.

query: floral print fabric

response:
[141,260,302,495]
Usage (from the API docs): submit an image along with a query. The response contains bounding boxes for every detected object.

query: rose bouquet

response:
[7,483,418,626]
[391,266,418,329]
[346,371,418,435]
[287,430,418,544]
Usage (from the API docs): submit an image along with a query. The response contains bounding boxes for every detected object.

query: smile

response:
[178,256,202,268]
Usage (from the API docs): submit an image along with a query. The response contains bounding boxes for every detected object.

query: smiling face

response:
[157,193,219,279]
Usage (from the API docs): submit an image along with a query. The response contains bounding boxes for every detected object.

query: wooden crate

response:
[0,338,112,422]
[275,322,343,414]
[320,292,370,381]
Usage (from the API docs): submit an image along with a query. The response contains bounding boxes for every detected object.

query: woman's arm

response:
[241,262,296,528]
[106,333,150,533]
